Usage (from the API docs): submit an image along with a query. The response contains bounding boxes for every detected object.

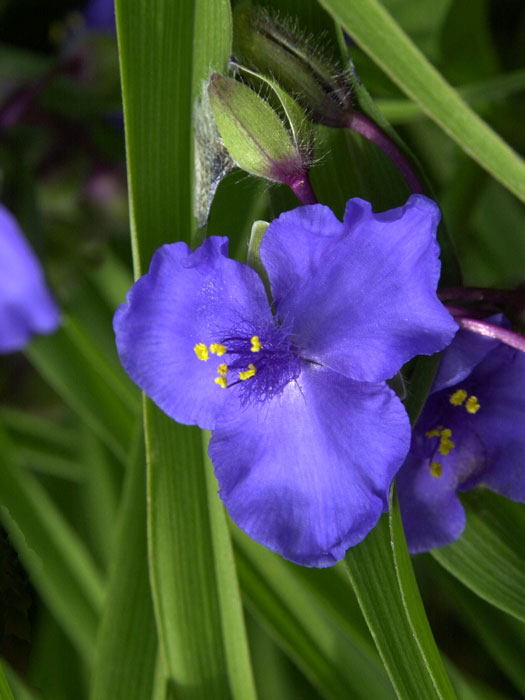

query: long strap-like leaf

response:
[115,1,256,696]
[344,499,457,700]
[0,430,104,663]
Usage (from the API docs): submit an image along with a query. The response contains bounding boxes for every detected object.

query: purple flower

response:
[84,0,116,33]
[0,205,60,353]
[398,315,525,553]
[114,194,457,566]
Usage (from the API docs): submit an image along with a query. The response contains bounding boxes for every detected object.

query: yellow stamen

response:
[425,428,441,438]
[430,461,442,478]
[194,343,209,361]
[450,389,467,406]
[436,428,454,455]
[239,363,257,381]
[217,363,228,376]
[250,335,261,352]
[438,435,455,456]
[210,343,227,356]
[427,427,455,456]
[465,395,480,414]
[214,376,227,389]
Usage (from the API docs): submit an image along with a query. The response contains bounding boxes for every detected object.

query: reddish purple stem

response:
[453,316,525,354]
[288,173,318,204]
[346,112,424,195]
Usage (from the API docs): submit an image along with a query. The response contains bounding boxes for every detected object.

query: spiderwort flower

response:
[0,204,60,353]
[398,315,525,553]
[114,194,457,566]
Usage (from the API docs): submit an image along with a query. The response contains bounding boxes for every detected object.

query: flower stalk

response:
[345,112,424,194]
[452,316,525,354]
[287,174,318,205]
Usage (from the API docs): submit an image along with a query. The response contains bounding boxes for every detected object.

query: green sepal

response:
[208,73,304,182]
[230,61,315,161]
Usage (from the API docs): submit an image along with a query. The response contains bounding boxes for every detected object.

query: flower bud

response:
[229,61,314,162]
[233,8,352,127]
[208,73,312,196]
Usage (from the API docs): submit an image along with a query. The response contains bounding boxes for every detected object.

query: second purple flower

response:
[398,314,525,553]
[114,194,457,566]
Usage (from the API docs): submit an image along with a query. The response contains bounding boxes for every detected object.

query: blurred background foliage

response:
[0,0,524,698]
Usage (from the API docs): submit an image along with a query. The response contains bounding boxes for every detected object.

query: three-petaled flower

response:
[114,194,457,566]
[398,315,525,553]
[0,204,60,353]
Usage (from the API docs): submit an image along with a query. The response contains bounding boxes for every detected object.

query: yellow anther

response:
[430,461,443,478]
[194,343,209,361]
[214,376,227,389]
[434,428,454,456]
[210,343,227,356]
[427,426,455,455]
[239,363,257,381]
[439,437,455,456]
[450,389,467,406]
[217,363,228,376]
[465,395,480,414]
[250,335,261,353]
[425,428,441,438]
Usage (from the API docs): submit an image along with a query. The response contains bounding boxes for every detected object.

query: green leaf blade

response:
[91,434,157,700]
[432,491,525,623]
[115,0,255,694]
[344,503,457,700]
[235,530,395,700]
[27,316,139,463]
[389,488,457,698]
[0,660,15,700]
[116,0,195,269]
[203,438,257,700]
[0,430,104,663]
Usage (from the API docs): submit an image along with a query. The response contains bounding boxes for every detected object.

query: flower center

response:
[423,386,482,477]
[194,321,301,404]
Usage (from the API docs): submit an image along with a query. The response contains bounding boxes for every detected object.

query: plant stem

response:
[288,173,318,204]
[346,112,424,194]
[453,316,525,353]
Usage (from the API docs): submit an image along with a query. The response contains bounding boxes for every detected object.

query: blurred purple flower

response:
[0,205,60,353]
[84,0,116,33]
[114,195,456,566]
[398,315,525,553]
